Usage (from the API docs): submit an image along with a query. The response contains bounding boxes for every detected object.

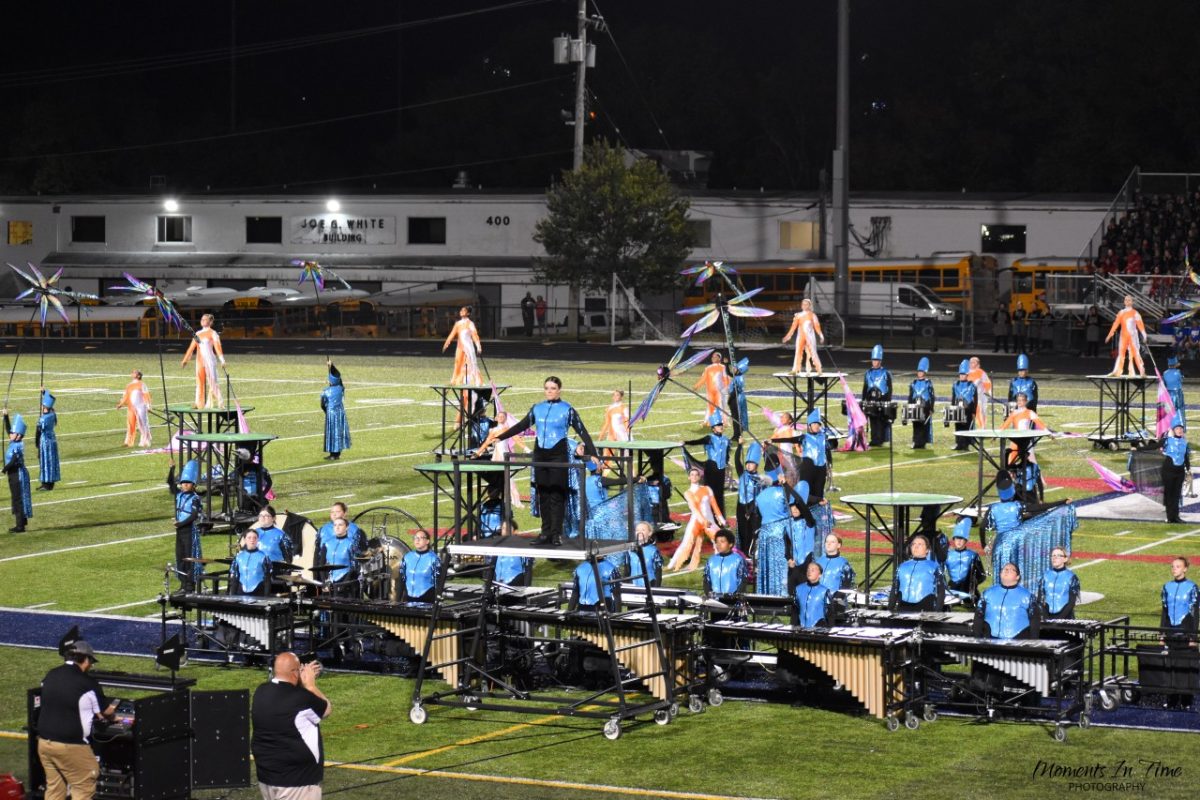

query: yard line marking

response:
[1045,486,1064,493]
[25,602,56,609]
[87,598,161,613]
[110,482,131,488]
[1073,528,1200,572]
[334,493,355,499]
[66,480,87,485]
[1114,530,1132,537]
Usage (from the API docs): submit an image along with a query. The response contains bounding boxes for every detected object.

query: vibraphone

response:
[443,582,561,608]
[493,604,702,703]
[704,620,916,724]
[169,592,295,656]
[300,596,476,686]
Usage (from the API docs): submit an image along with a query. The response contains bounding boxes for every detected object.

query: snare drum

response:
[901,402,928,425]
[942,403,967,426]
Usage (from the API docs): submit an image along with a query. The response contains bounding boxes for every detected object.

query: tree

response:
[533,142,693,302]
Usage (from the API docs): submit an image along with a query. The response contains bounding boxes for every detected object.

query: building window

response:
[686,219,712,248]
[245,216,282,244]
[981,224,1026,254]
[408,217,446,245]
[71,216,106,243]
[157,215,192,243]
[7,221,32,245]
[779,220,818,251]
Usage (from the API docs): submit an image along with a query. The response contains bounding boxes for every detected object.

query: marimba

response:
[170,593,295,654]
[705,620,914,721]
[919,632,1076,696]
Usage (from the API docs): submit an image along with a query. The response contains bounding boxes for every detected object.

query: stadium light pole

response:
[832,0,850,317]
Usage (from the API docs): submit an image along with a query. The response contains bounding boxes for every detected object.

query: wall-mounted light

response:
[163,198,180,213]
[326,199,341,212]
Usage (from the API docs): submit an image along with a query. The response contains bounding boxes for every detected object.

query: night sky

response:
[1,1,1197,195]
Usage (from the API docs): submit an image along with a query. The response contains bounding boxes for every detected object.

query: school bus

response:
[1008,257,1085,314]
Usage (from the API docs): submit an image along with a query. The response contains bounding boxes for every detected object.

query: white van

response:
[809,279,958,337]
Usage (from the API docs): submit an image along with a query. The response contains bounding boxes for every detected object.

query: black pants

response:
[954,421,973,450]
[538,485,567,541]
[913,418,932,448]
[1164,462,1187,522]
[522,311,534,336]
[1085,339,1100,357]
[868,415,890,447]
[175,524,196,592]
[7,471,26,530]
[993,334,1009,353]
[703,462,726,517]
[799,459,827,502]
[736,500,760,554]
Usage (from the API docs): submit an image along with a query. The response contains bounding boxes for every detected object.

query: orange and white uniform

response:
[785,309,824,373]
[444,318,482,386]
[117,378,152,447]
[967,366,992,427]
[181,327,224,408]
[693,363,730,421]
[490,417,528,507]
[773,422,798,478]
[1000,406,1046,465]
[598,401,630,444]
[1107,307,1147,376]
[667,483,724,571]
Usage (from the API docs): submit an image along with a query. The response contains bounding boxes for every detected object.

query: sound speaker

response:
[191,690,250,790]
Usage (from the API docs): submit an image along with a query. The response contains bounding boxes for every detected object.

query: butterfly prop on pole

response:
[629,336,715,429]
[8,263,98,326]
[109,272,187,332]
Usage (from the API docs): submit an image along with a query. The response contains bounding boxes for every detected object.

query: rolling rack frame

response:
[1086,374,1154,451]
[408,451,680,740]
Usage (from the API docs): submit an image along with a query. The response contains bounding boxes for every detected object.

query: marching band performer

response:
[754,475,814,596]
[315,517,364,595]
[1007,354,1039,412]
[704,529,747,598]
[3,411,31,533]
[733,440,765,554]
[117,369,152,448]
[975,562,1039,639]
[771,411,798,478]
[167,459,203,590]
[180,313,225,409]
[570,557,617,612]
[1105,295,1148,377]
[908,357,935,450]
[627,521,663,588]
[693,351,730,424]
[890,534,945,612]
[666,467,726,572]
[728,356,751,439]
[1164,355,1186,430]
[945,518,986,605]
[317,502,364,551]
[1162,415,1190,524]
[399,530,439,603]
[443,306,483,386]
[684,419,731,516]
[967,356,992,428]
[863,344,893,446]
[999,392,1046,469]
[769,410,828,500]
[251,506,293,565]
[321,361,351,461]
[815,533,856,593]
[1162,557,1199,637]
[1038,546,1081,620]
[598,389,630,444]
[792,562,833,628]
[35,389,59,491]
[981,470,1070,541]
[951,360,978,451]
[782,297,824,374]
[229,530,273,596]
[489,409,528,508]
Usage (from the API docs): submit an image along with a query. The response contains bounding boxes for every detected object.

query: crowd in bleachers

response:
[1092,190,1200,303]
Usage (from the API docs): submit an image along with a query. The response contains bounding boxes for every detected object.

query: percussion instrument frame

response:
[1084,375,1154,451]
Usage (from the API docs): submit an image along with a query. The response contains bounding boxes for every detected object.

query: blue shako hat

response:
[41,390,55,409]
[328,362,342,386]
[871,344,884,361]
[180,459,200,484]
[917,357,929,373]
[1173,411,1186,430]
[1017,353,1029,371]
[807,409,822,425]
[952,516,973,540]
[746,442,762,464]
[9,414,26,436]
[1168,355,1180,368]
[958,359,970,375]
[996,470,1015,501]
[735,356,750,375]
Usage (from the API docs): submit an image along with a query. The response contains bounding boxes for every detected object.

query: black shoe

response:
[9,526,24,533]
[551,536,563,547]
[331,453,340,460]
[323,454,335,461]
[35,485,49,491]
[531,535,553,547]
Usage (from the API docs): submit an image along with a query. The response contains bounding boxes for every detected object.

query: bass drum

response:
[352,505,431,601]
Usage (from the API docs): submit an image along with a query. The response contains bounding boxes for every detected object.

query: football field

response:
[2,348,1199,799]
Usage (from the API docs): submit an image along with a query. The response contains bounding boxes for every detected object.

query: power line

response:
[0,0,555,89]
[211,148,574,193]
[0,76,567,162]
[589,0,673,151]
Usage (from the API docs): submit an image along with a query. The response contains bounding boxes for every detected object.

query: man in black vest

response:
[37,640,118,800]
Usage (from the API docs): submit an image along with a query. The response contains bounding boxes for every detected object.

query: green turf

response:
[1,353,1199,797]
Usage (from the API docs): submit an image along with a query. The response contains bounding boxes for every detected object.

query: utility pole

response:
[229,0,237,132]
[832,0,850,316]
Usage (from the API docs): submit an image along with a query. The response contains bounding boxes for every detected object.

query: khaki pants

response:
[38,738,99,800]
[259,783,322,800]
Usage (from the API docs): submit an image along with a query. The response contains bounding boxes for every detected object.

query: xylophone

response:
[919,633,1075,696]
[705,620,913,719]
[302,596,474,686]
[494,604,701,701]
[170,592,295,653]
[443,582,561,607]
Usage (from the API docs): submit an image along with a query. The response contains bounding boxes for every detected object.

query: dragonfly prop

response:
[9,263,98,326]
[679,260,738,289]
[677,287,773,337]
[292,260,352,293]
[629,337,714,427]
[109,272,187,331]
[1162,299,1200,326]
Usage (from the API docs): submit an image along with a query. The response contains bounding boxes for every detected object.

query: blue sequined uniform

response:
[321,381,351,455]
[35,410,59,484]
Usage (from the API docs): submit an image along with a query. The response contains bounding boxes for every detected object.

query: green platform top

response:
[841,492,963,507]
[177,432,277,444]
[167,404,254,415]
[414,461,527,474]
[592,439,682,451]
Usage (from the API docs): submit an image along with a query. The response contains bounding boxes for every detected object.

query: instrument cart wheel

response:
[668,702,680,719]
[1107,441,1119,452]
[1121,688,1139,704]
[905,714,920,731]
[1078,714,1091,730]
[688,695,705,714]
[1098,689,1118,712]
[654,710,671,726]
[409,704,427,725]
[922,705,938,723]
[707,688,724,707]
[886,716,901,732]
[1053,725,1067,743]
[603,719,622,741]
